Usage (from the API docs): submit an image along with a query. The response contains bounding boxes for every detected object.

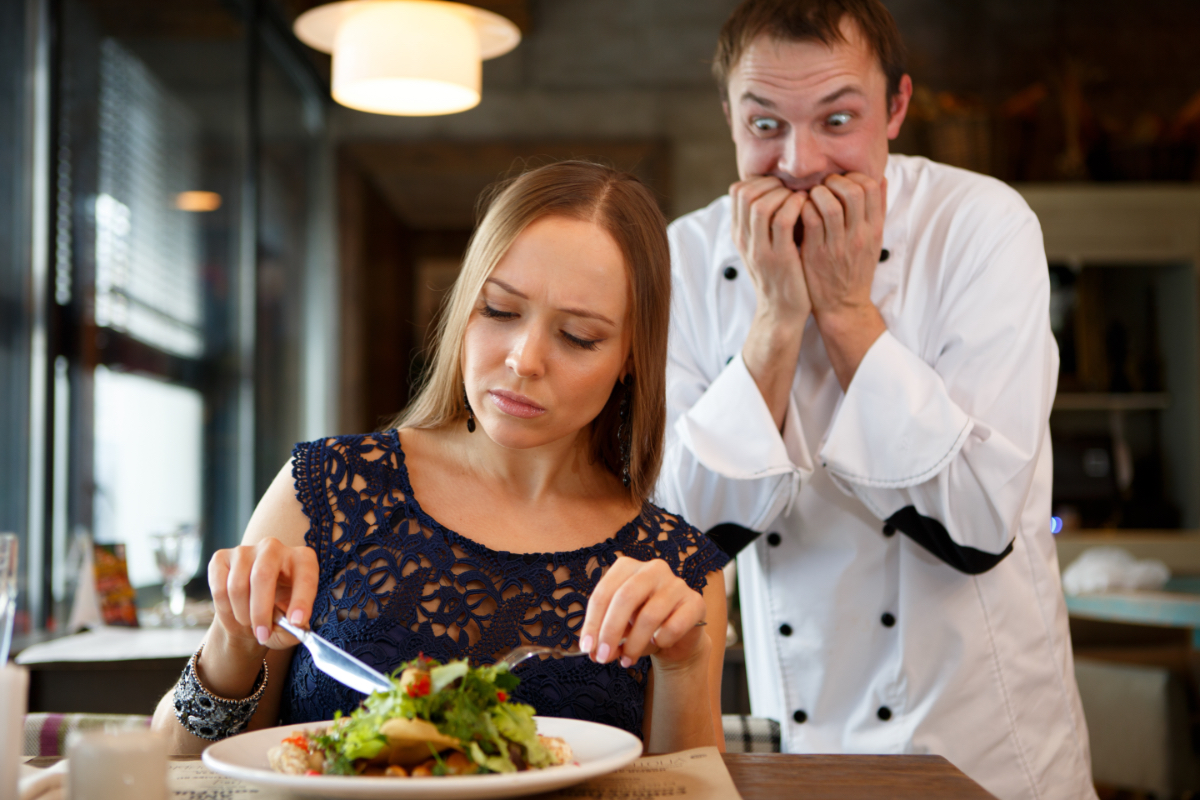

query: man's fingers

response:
[747,186,795,251]
[730,177,785,241]
[808,185,846,245]
[824,174,866,235]
[799,199,826,250]
[770,191,808,249]
[840,172,885,229]
[730,176,784,207]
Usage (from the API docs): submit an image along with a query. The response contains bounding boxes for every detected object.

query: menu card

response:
[93,543,139,627]
[164,746,742,799]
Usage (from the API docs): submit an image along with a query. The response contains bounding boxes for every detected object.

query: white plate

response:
[202,716,643,799]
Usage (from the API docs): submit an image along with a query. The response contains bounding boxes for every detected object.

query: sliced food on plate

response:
[268,656,574,778]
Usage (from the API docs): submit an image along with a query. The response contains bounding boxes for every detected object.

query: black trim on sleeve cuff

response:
[705,523,762,558]
[886,506,1013,575]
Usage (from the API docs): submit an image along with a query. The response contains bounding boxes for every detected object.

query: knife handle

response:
[272,610,308,643]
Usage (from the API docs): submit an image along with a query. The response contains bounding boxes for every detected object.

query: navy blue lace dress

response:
[279,431,728,740]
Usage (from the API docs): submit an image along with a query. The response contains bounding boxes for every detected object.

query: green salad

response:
[267,655,573,778]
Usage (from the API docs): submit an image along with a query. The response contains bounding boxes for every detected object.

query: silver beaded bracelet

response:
[173,643,268,741]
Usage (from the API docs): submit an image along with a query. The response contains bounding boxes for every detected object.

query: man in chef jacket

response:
[656,1,1097,798]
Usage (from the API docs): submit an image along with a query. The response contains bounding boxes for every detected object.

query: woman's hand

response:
[209,536,319,650]
[579,556,708,670]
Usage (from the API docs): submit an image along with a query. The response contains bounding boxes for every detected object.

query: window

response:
[11,0,339,627]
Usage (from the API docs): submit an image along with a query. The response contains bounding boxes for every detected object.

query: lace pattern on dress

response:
[280,431,728,739]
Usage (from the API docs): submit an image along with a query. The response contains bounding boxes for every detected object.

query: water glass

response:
[68,730,167,800]
[0,534,18,666]
[151,524,201,627]
[0,665,26,800]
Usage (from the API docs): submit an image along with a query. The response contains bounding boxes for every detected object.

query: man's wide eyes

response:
[826,112,852,127]
[750,116,779,133]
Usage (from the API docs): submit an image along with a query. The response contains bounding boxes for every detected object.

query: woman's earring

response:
[617,375,633,488]
[464,389,476,433]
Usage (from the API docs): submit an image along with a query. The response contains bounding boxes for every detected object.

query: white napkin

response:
[18,759,67,800]
[1062,546,1171,595]
[66,534,102,633]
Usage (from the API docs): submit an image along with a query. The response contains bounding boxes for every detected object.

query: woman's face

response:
[463,215,632,452]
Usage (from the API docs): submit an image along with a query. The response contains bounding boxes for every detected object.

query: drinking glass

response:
[151,525,201,627]
[0,535,18,665]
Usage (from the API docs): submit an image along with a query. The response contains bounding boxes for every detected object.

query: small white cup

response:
[0,665,28,800]
[67,729,168,800]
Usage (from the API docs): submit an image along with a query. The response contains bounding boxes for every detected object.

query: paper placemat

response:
[162,746,742,799]
[540,746,743,799]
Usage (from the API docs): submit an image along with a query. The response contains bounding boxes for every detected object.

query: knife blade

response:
[274,613,393,696]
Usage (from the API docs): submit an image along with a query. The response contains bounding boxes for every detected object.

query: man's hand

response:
[729,177,811,430]
[730,176,811,323]
[799,173,889,390]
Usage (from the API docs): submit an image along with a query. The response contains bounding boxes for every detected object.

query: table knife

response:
[273,613,393,696]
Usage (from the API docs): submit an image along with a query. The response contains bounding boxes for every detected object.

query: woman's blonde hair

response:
[390,160,671,502]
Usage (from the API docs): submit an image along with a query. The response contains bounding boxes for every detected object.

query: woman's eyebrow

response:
[486,277,615,326]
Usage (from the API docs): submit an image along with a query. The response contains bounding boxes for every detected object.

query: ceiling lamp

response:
[294,1,521,116]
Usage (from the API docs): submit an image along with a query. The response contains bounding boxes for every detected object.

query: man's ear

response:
[886,75,913,140]
[721,99,732,129]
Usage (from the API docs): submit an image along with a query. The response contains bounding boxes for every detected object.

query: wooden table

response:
[28,753,996,799]
[724,753,995,799]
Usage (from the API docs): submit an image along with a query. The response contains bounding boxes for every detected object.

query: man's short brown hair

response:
[713,0,907,103]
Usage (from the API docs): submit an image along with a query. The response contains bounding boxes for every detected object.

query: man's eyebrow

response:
[485,278,616,326]
[739,91,776,109]
[818,85,864,105]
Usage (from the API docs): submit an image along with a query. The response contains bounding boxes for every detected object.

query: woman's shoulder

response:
[636,502,702,538]
[625,503,730,590]
[294,430,402,462]
[291,430,408,508]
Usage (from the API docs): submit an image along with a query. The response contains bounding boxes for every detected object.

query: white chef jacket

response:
[657,154,1096,800]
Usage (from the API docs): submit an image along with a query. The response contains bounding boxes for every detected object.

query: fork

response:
[498,621,708,670]
[499,644,590,669]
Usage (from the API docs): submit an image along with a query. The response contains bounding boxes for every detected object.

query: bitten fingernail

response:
[620,656,632,668]
[255,626,269,644]
[596,643,610,663]
[290,609,303,625]
[580,634,593,654]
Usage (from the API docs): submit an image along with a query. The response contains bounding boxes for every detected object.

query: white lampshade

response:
[294,0,521,117]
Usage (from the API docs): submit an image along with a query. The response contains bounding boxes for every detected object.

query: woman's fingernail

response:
[580,634,593,654]
[596,643,610,663]
[620,656,633,668]
[255,626,269,644]
[290,609,304,625]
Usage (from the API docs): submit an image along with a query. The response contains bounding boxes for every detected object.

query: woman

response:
[151,161,728,755]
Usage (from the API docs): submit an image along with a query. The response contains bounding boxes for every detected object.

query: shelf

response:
[1053,392,1171,411]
